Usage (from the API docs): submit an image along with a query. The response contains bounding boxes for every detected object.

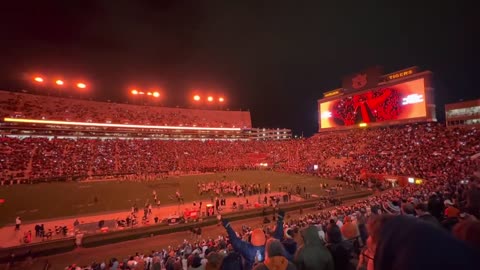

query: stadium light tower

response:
[207,96,213,102]
[218,97,225,103]
[55,79,64,86]
[131,89,138,95]
[153,91,160,98]
[193,95,201,101]
[34,77,44,83]
[76,82,87,89]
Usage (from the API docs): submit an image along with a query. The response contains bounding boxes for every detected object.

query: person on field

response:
[15,217,21,231]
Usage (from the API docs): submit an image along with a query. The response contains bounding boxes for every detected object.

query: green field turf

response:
[0,170,347,226]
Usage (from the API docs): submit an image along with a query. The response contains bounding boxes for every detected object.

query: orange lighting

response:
[139,91,145,95]
[3,117,242,131]
[55,80,64,86]
[76,83,87,89]
[153,92,160,97]
[131,89,138,95]
[34,77,44,83]
[147,92,152,96]
[219,97,225,102]
[207,96,213,102]
[193,95,201,101]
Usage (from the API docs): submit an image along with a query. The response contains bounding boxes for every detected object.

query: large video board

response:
[319,78,427,129]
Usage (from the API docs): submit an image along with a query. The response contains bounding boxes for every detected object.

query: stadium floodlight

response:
[34,77,44,83]
[207,96,213,102]
[153,92,160,97]
[3,117,242,131]
[218,97,225,102]
[55,80,64,86]
[139,91,145,95]
[193,95,201,101]
[131,89,138,95]
[147,92,152,96]
[76,82,87,89]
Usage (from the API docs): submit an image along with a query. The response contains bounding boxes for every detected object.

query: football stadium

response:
[0,3,478,270]
[0,65,479,270]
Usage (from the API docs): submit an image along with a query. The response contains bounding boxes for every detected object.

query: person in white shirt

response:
[336,217,343,228]
[15,217,21,231]
[181,254,188,270]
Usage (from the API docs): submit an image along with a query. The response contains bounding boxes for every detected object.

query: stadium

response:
[0,64,479,270]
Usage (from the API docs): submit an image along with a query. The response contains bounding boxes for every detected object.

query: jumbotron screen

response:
[320,78,427,129]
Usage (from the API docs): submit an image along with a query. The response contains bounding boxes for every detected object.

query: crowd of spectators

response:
[60,174,480,270]
[0,90,251,128]
[1,123,478,186]
[0,121,466,270]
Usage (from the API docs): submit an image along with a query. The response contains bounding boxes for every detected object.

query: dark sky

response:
[0,1,475,136]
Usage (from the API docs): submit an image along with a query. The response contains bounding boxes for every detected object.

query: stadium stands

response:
[1,123,479,185]
[1,93,479,270]
[0,90,251,128]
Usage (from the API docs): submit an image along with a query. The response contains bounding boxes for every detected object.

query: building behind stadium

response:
[445,99,480,128]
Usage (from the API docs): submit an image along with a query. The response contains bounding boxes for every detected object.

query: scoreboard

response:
[318,69,435,132]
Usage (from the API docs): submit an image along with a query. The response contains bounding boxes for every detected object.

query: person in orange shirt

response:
[444,200,460,219]
[340,216,360,240]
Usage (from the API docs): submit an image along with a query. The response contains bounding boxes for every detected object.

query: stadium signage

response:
[321,111,332,119]
[386,68,416,81]
[402,94,424,105]
[3,118,242,131]
[323,88,343,98]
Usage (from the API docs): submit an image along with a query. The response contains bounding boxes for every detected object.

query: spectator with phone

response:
[221,210,285,270]
[253,239,296,270]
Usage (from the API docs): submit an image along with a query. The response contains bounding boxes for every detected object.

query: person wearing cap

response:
[442,201,460,232]
[443,199,460,220]
[281,228,297,262]
[253,239,296,270]
[222,210,286,270]
[295,225,334,270]
[340,216,360,241]
[382,201,400,215]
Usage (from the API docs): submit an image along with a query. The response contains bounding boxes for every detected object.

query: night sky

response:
[0,1,475,136]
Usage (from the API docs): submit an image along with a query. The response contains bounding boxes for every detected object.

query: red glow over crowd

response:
[1,123,478,186]
[0,92,479,270]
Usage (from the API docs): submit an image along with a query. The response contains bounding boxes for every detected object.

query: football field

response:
[0,170,348,226]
